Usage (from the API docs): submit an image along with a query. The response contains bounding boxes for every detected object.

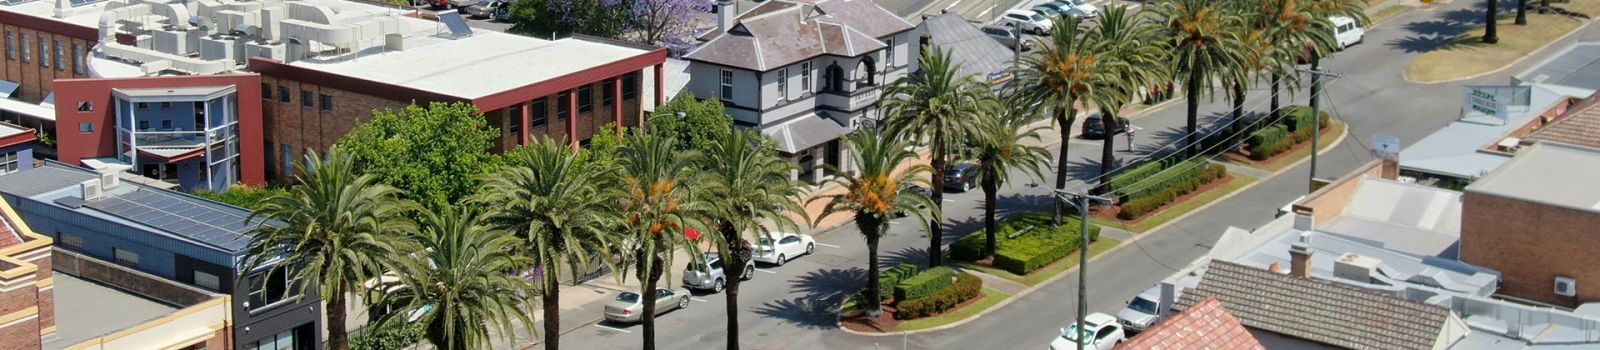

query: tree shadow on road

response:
[751,268,866,329]
[1390,7,1490,53]
[881,246,931,270]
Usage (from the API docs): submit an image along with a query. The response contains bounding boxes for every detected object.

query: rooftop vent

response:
[1334,253,1382,283]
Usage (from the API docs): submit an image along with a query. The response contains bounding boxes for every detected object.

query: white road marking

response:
[816,243,841,248]
[1068,139,1104,146]
[755,268,778,274]
[594,324,631,333]
[945,0,962,10]
[978,6,993,18]
[692,297,709,302]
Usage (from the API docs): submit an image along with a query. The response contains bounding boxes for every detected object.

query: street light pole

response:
[1053,189,1109,350]
[1298,67,1341,194]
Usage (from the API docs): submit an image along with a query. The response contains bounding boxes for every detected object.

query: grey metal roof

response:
[1466,141,1600,212]
[85,189,254,251]
[1515,42,1600,91]
[111,85,236,101]
[0,166,98,197]
[1400,84,1591,179]
[1176,260,1454,350]
[686,0,912,71]
[1322,177,1462,258]
[763,113,851,153]
[919,13,1014,81]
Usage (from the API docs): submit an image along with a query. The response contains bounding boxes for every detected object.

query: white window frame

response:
[0,151,17,175]
[886,37,895,68]
[801,61,812,92]
[719,69,734,101]
[194,270,221,291]
[777,68,788,100]
[113,248,139,266]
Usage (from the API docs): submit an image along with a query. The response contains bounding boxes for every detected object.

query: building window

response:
[557,92,571,119]
[280,144,294,176]
[4,32,13,61]
[300,91,312,108]
[319,94,333,111]
[508,104,523,135]
[602,80,615,106]
[161,120,172,129]
[38,39,47,68]
[78,122,92,132]
[77,101,92,111]
[247,327,306,350]
[578,86,592,113]
[20,34,29,63]
[247,268,299,311]
[137,121,149,130]
[886,37,895,67]
[72,43,84,75]
[801,61,812,92]
[719,69,734,101]
[193,270,221,291]
[58,233,82,249]
[531,98,547,127]
[53,40,62,71]
[777,68,788,100]
[0,151,17,175]
[278,86,290,103]
[262,83,272,100]
[622,74,638,100]
[113,248,139,266]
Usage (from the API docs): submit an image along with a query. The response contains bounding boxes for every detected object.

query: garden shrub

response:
[1118,160,1211,203]
[949,213,1102,274]
[859,263,922,303]
[895,272,982,320]
[895,267,956,302]
[1117,164,1228,220]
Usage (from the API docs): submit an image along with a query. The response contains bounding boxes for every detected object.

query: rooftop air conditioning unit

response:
[80,180,102,202]
[1556,276,1577,297]
[100,171,119,190]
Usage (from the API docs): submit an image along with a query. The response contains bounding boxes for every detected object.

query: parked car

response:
[1035,1,1088,20]
[1054,0,1100,17]
[463,0,507,18]
[603,287,692,323]
[944,162,978,192]
[1049,313,1126,350]
[981,26,1034,52]
[1330,15,1364,49]
[446,0,478,9]
[1000,9,1052,36]
[753,232,816,266]
[1080,114,1130,140]
[682,252,753,293]
[1116,287,1163,332]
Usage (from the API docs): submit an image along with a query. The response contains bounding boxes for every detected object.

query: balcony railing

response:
[818,86,879,111]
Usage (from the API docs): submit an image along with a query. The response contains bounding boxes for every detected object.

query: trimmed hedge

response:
[895,272,982,320]
[949,212,1102,275]
[1118,164,1227,220]
[1118,159,1213,204]
[1246,106,1331,160]
[895,267,956,302]
[875,263,921,301]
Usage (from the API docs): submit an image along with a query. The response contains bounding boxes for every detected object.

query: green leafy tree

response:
[335,102,501,210]
[240,148,419,350]
[970,101,1050,258]
[192,184,289,210]
[611,131,705,350]
[478,136,621,350]
[508,0,631,39]
[1012,15,1114,226]
[809,127,936,317]
[1090,6,1172,195]
[373,205,533,350]
[1255,0,1336,128]
[1154,0,1245,157]
[694,129,807,350]
[647,92,735,154]
[882,49,986,267]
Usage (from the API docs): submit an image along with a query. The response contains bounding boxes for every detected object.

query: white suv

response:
[1000,10,1053,36]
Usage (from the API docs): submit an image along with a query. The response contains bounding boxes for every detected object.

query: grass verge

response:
[956,238,1123,287]
[894,287,1011,332]
[1224,120,1346,172]
[1406,12,1584,82]
[1091,172,1258,233]
[1368,4,1412,25]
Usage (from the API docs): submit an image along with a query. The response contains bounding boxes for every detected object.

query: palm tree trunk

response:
[1051,97,1075,226]
[1516,0,1527,24]
[1097,111,1117,196]
[1541,0,1550,13]
[1231,81,1246,143]
[640,253,663,350]
[982,172,999,258]
[328,281,350,350]
[1485,0,1501,43]
[1270,74,1281,123]
[719,223,749,350]
[542,263,561,350]
[928,139,947,268]
[865,224,883,317]
[1186,74,1201,158]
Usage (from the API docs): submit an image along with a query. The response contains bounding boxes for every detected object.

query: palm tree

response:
[477,136,620,350]
[1516,0,1527,25]
[1088,6,1170,195]
[1260,0,1336,127]
[241,148,417,350]
[809,127,936,317]
[1012,15,1110,225]
[881,48,986,267]
[612,131,705,350]
[373,205,534,350]
[1306,0,1367,115]
[1154,0,1246,157]
[695,129,807,350]
[970,100,1051,258]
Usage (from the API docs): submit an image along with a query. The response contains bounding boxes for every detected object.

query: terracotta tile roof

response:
[1175,261,1452,350]
[1119,297,1264,350]
[1527,101,1600,148]
[686,0,912,71]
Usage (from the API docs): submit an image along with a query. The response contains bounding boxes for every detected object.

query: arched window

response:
[861,56,877,86]
[826,63,845,92]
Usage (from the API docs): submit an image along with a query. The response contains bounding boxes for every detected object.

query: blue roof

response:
[0,163,257,253]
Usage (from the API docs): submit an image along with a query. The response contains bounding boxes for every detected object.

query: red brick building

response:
[1462,141,1600,307]
[0,183,53,350]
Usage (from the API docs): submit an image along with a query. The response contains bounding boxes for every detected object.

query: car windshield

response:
[1129,297,1159,314]
[1034,7,1058,15]
[615,292,640,303]
[1062,324,1093,343]
[1031,13,1046,21]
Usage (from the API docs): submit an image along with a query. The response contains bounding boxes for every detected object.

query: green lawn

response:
[1091,172,1258,233]
[1224,120,1346,173]
[895,287,1011,332]
[956,238,1122,286]
[1407,10,1586,82]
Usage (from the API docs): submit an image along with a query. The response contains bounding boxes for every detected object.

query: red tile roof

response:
[1118,297,1264,350]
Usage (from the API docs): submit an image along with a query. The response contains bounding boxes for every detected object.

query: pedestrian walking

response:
[1125,124,1141,151]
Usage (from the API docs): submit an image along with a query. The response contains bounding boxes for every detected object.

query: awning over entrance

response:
[0,96,57,122]
[763,113,851,154]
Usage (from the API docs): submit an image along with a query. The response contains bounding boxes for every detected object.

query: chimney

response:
[1289,232,1314,279]
[716,0,735,34]
[1379,159,1399,180]
[1293,212,1314,231]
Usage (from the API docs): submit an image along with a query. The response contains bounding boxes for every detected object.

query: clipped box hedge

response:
[895,272,982,320]
[875,263,921,301]
[1118,159,1212,204]
[1118,163,1227,220]
[950,212,1102,275]
[895,267,956,302]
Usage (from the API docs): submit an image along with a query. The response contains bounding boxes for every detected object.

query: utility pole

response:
[1053,189,1109,350]
[1299,66,1342,194]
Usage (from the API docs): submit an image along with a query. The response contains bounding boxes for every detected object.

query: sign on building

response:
[1461,85,1532,121]
[1371,134,1400,161]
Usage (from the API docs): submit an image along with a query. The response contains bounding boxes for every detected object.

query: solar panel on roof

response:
[439,10,474,38]
[85,189,256,251]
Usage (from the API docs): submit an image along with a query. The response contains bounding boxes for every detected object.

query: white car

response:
[752,232,816,266]
[1049,313,1126,350]
[1054,0,1099,18]
[1330,15,1364,49]
[1000,9,1053,36]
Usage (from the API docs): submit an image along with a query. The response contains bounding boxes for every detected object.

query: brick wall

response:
[53,249,214,306]
[1461,192,1600,307]
[0,312,40,350]
[0,25,92,104]
[1291,160,1391,226]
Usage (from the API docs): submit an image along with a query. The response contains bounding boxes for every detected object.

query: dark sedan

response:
[1080,114,1130,140]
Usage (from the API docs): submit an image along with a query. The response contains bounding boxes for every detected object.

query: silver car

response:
[603,287,691,323]
[683,252,754,293]
[463,0,504,18]
[1116,288,1162,332]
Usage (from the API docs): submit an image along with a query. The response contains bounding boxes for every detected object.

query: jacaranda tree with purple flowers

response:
[508,0,630,39]
[630,0,713,55]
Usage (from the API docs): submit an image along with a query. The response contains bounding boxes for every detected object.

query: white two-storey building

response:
[685,0,918,184]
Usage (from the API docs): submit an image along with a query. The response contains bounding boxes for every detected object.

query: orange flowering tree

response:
[612,131,705,350]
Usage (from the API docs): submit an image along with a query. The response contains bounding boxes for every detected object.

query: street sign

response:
[1372,134,1400,161]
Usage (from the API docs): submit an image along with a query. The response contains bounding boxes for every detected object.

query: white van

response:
[1330,16,1364,49]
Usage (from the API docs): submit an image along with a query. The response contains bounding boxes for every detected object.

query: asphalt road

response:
[552,0,1587,349]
